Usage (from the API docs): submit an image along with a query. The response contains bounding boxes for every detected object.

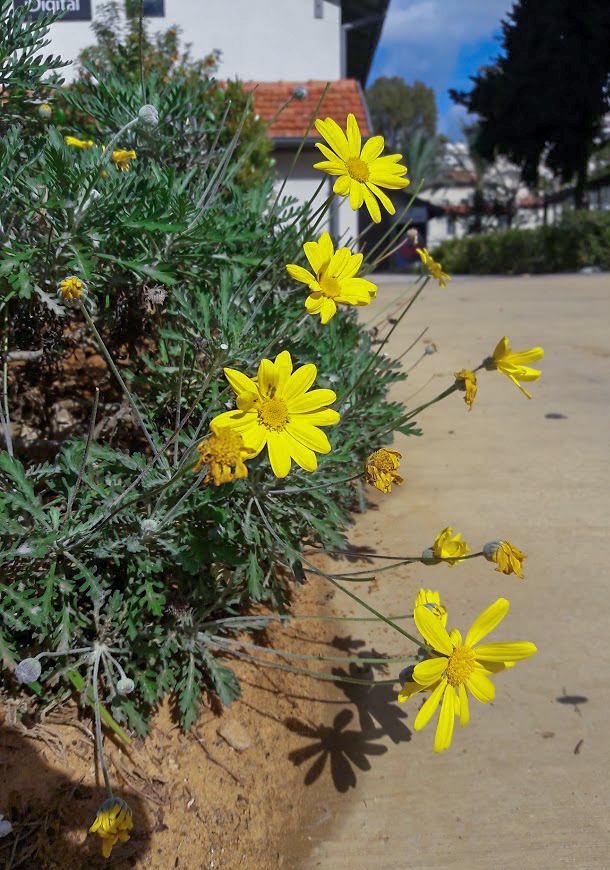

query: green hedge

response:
[431,210,610,274]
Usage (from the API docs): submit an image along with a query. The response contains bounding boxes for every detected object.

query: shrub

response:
[0,3,412,735]
[431,210,610,274]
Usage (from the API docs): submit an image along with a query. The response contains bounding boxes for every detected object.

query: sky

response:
[367,0,517,141]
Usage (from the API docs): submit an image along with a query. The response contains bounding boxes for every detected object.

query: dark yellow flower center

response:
[199,429,244,465]
[346,156,369,183]
[371,449,396,473]
[258,397,290,431]
[318,273,342,298]
[445,645,476,687]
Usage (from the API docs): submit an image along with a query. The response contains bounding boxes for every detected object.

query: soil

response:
[0,574,353,870]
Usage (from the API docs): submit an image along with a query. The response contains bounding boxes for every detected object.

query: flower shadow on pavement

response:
[285,709,388,793]
[0,723,150,869]
[285,652,412,792]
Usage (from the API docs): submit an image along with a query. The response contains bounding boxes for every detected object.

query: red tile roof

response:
[240,79,371,140]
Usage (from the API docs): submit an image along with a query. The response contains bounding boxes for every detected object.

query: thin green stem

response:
[79,301,164,462]
[63,387,99,526]
[92,650,113,798]
[173,340,186,467]
[253,497,430,652]
[209,635,415,666]
[138,0,145,104]
[207,637,399,686]
[339,276,430,408]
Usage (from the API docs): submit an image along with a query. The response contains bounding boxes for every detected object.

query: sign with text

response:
[13,0,92,20]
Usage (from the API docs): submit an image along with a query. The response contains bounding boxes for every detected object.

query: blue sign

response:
[142,0,164,16]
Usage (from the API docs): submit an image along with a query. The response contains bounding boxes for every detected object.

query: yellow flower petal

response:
[282,363,318,402]
[465,598,509,647]
[434,683,455,752]
[414,677,447,730]
[474,641,537,661]
[413,656,448,686]
[286,420,331,454]
[465,669,495,703]
[458,683,469,726]
[267,430,292,477]
[414,605,453,656]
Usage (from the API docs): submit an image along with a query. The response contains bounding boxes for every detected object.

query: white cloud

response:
[439,102,477,139]
[381,0,515,45]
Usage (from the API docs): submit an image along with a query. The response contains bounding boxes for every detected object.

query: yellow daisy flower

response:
[487,336,544,398]
[364,448,403,493]
[193,422,256,485]
[90,798,133,859]
[64,135,94,149]
[58,276,86,301]
[313,113,409,223]
[415,588,448,627]
[286,232,377,324]
[400,599,536,752]
[454,369,477,410]
[211,350,340,478]
[483,540,526,579]
[423,526,469,566]
[417,248,451,288]
[112,149,137,171]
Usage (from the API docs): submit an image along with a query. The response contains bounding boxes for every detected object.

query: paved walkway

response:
[298,273,610,870]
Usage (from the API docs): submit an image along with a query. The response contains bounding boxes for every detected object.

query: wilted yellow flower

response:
[483,540,526,579]
[429,526,469,566]
[286,232,377,323]
[64,135,94,149]
[416,248,450,288]
[112,149,136,171]
[364,448,403,493]
[399,599,536,752]
[193,422,256,485]
[90,798,133,859]
[415,588,447,626]
[454,369,477,409]
[487,336,544,399]
[211,351,339,478]
[58,276,86,301]
[313,113,409,223]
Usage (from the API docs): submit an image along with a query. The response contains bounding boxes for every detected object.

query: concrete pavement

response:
[297,273,610,870]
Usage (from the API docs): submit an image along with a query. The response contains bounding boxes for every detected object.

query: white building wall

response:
[273,152,359,249]
[39,0,341,81]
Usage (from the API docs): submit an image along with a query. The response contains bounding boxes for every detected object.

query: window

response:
[446,215,456,236]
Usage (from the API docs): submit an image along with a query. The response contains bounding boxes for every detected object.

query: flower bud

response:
[38,103,52,120]
[15,657,42,683]
[424,343,438,355]
[117,677,135,695]
[398,664,415,685]
[0,815,13,838]
[292,85,308,101]
[483,540,502,560]
[420,547,441,565]
[140,518,159,535]
[138,104,159,127]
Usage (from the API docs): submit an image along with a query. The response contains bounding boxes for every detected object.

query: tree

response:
[450,0,610,209]
[398,127,447,190]
[366,76,437,147]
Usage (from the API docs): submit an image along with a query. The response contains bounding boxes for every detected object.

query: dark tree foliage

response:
[450,0,610,208]
[366,76,437,146]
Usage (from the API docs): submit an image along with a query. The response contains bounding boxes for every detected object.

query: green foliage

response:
[431,210,610,274]
[450,0,610,206]
[0,0,66,89]
[366,76,438,144]
[0,3,414,732]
